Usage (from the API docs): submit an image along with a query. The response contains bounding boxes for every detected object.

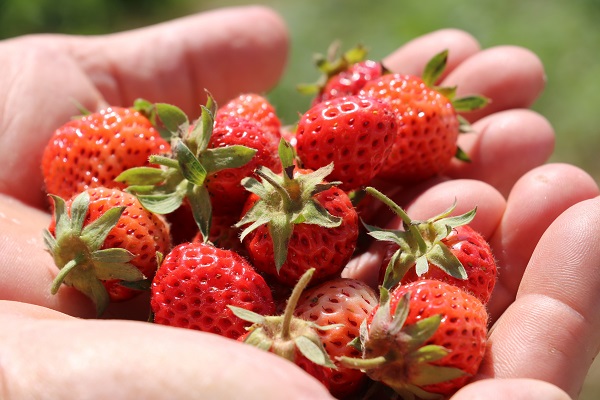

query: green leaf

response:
[295,335,336,368]
[43,229,57,255]
[422,50,448,87]
[228,305,266,324]
[237,211,272,243]
[191,105,215,154]
[69,191,90,234]
[115,167,166,185]
[414,254,430,277]
[404,314,442,351]
[80,206,126,250]
[389,292,410,336]
[426,242,467,280]
[137,191,184,215]
[49,194,70,239]
[300,200,342,228]
[452,95,489,112]
[91,248,135,264]
[187,184,212,242]
[410,344,450,364]
[278,139,296,170]
[175,140,207,186]
[199,145,257,174]
[148,155,180,169]
[155,103,189,134]
[240,177,272,199]
[94,261,145,282]
[81,277,111,317]
[269,213,294,270]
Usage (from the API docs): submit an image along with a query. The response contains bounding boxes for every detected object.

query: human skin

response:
[0,5,598,400]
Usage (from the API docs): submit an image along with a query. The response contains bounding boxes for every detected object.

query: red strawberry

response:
[150,241,275,340]
[45,187,172,315]
[216,93,282,140]
[295,95,397,192]
[236,141,359,288]
[380,224,497,304]
[295,277,379,399]
[115,97,260,245]
[341,280,489,398]
[361,50,487,183]
[314,60,384,105]
[231,269,338,393]
[364,186,498,304]
[297,43,384,106]
[205,116,282,216]
[42,105,170,200]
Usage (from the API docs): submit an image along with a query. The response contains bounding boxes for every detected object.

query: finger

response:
[0,6,288,208]
[479,196,600,398]
[451,378,570,400]
[442,45,546,122]
[487,163,600,320]
[343,179,506,287]
[0,303,335,400]
[0,39,105,207]
[67,6,289,116]
[383,29,481,77]
[447,109,555,196]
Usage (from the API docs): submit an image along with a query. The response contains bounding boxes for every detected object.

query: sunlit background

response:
[1,0,599,398]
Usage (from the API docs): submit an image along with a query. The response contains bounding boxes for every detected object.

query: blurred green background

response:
[1,0,599,397]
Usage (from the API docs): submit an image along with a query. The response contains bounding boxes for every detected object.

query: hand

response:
[0,7,598,400]
[343,30,600,400]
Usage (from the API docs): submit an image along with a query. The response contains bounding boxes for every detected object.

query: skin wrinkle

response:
[484,293,596,396]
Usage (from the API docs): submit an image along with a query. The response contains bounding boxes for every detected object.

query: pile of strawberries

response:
[41,44,497,399]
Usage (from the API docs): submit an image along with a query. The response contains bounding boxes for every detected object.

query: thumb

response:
[66,5,289,116]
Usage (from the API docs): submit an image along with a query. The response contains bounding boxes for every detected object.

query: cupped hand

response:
[1,9,598,400]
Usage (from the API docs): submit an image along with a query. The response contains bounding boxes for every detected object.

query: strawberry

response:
[365,186,498,304]
[341,280,489,398]
[150,241,275,340]
[297,43,384,106]
[44,187,172,315]
[41,105,170,200]
[236,140,359,288]
[295,95,397,192]
[360,50,488,183]
[215,93,282,140]
[295,277,379,399]
[231,269,338,393]
[115,96,259,242]
[380,224,497,304]
[205,115,282,216]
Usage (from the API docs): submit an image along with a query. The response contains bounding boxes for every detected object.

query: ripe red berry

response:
[151,242,275,340]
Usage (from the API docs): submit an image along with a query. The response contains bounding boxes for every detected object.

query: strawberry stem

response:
[365,187,428,253]
[281,268,315,340]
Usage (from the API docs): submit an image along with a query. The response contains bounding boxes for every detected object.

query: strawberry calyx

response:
[44,191,145,316]
[297,41,370,95]
[363,187,476,290]
[339,287,465,400]
[116,94,257,241]
[230,268,340,368]
[235,139,343,270]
